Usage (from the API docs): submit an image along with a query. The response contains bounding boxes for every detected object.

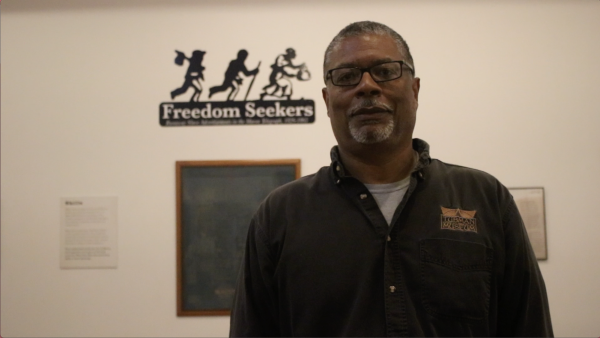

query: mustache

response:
[349,99,393,117]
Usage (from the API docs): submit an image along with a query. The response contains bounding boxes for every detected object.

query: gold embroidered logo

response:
[440,207,477,233]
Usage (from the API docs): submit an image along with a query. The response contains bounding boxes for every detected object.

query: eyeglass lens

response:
[331,62,403,86]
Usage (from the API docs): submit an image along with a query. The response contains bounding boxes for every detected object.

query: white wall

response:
[2,0,599,336]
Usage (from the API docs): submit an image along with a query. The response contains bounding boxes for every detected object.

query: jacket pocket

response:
[419,238,492,321]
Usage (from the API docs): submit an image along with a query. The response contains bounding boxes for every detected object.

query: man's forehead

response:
[326,33,403,69]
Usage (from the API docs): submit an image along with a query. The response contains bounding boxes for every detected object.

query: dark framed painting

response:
[509,187,548,260]
[176,159,301,316]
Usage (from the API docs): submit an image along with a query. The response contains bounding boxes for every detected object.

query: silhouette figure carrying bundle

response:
[260,48,311,100]
[170,50,206,102]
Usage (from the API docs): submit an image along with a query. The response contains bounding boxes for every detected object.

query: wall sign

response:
[509,187,548,260]
[60,196,118,269]
[160,48,315,126]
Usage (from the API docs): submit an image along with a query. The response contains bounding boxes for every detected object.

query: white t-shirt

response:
[364,176,411,226]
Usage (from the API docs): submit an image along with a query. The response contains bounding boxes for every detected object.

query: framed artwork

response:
[176,159,301,316]
[509,187,547,260]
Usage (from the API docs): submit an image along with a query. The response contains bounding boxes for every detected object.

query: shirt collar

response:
[330,138,431,180]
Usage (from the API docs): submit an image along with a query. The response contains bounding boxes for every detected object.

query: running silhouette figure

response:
[170,50,206,102]
[260,48,310,100]
[209,50,259,101]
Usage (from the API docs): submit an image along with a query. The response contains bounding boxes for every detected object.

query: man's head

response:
[191,50,206,60]
[322,21,420,152]
[323,21,414,81]
[237,49,248,60]
[286,48,297,59]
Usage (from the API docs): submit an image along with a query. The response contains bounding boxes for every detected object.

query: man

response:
[209,49,259,101]
[230,21,553,337]
[260,48,307,100]
[170,50,206,101]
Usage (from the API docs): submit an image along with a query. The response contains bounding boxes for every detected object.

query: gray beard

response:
[349,119,394,144]
[347,98,394,144]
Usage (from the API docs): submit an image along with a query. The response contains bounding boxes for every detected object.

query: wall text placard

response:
[60,197,118,269]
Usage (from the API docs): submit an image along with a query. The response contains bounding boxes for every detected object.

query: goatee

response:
[348,99,394,144]
[349,119,394,144]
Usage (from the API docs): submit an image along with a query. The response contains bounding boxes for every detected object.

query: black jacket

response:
[230,139,553,337]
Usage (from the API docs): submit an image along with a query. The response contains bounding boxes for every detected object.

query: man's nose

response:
[355,71,381,97]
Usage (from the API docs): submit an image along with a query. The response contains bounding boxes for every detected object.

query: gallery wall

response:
[2,0,599,336]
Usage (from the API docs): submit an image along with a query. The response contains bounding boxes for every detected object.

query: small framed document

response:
[60,196,118,269]
[509,187,547,260]
[176,159,300,316]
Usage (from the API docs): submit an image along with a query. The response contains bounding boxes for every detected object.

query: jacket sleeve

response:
[497,199,553,337]
[229,216,279,337]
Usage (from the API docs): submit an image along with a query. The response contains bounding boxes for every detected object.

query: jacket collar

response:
[330,138,431,180]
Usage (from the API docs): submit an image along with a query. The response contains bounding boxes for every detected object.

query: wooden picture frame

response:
[176,159,301,316]
[509,187,548,260]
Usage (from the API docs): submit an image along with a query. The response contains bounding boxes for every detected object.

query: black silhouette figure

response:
[260,48,310,100]
[171,50,206,102]
[209,50,259,101]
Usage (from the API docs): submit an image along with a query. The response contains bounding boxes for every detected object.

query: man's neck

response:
[338,142,415,184]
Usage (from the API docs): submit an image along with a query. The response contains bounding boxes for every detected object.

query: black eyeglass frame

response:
[325,60,415,86]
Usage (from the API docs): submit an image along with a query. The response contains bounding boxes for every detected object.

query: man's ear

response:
[322,87,331,117]
[412,77,420,102]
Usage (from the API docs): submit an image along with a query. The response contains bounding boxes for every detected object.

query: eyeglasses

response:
[326,61,414,86]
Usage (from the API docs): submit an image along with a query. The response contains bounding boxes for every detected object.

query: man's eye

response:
[373,66,395,78]
[335,70,359,83]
